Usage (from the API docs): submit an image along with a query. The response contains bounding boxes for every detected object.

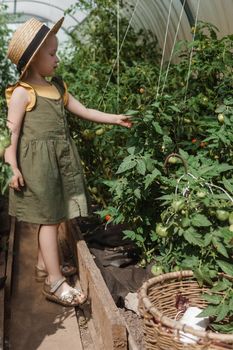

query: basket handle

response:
[164,153,188,175]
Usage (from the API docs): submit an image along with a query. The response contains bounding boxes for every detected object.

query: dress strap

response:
[51,76,69,106]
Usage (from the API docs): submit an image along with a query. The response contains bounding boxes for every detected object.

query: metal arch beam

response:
[5,0,80,24]
[7,12,70,34]
[179,0,195,27]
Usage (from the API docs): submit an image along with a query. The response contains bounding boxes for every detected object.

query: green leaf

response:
[215,302,229,322]
[212,322,233,333]
[191,214,212,227]
[116,159,137,174]
[144,168,161,189]
[222,177,233,193]
[202,294,222,305]
[134,188,141,199]
[152,121,163,135]
[135,234,144,243]
[216,260,233,276]
[127,146,135,155]
[229,297,233,311]
[170,105,180,112]
[136,159,146,175]
[211,279,231,292]
[125,110,139,116]
[212,237,229,258]
[217,163,233,173]
[184,229,203,246]
[178,148,189,160]
[198,305,218,317]
[123,230,136,240]
[204,233,212,246]
[215,105,226,113]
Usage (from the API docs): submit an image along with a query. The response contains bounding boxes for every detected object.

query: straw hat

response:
[7,17,64,77]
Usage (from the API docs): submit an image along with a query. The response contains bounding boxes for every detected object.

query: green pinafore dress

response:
[9,77,90,224]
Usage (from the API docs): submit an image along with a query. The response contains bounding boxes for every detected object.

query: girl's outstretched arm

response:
[4,87,29,190]
[66,93,132,128]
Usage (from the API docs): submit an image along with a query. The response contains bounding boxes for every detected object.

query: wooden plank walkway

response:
[5,220,83,350]
[1,218,137,350]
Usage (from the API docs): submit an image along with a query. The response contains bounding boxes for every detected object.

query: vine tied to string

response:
[156,0,201,101]
[98,0,201,111]
[98,0,140,111]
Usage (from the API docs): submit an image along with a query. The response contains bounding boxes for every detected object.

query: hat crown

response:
[7,18,45,64]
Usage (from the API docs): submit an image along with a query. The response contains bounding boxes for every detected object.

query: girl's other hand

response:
[9,168,24,191]
[117,115,133,128]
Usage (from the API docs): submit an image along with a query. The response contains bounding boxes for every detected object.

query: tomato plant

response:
[59,0,160,204]
[58,7,233,331]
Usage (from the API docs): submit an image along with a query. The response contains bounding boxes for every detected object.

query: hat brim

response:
[20,17,64,79]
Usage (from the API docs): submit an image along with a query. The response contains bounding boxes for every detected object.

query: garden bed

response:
[68,217,152,349]
[68,218,149,349]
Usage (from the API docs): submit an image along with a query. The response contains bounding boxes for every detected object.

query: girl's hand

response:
[116,115,133,128]
[9,168,24,191]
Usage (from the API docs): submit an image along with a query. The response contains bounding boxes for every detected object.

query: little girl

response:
[5,17,132,307]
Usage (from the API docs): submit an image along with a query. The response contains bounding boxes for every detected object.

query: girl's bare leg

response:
[38,224,78,296]
[37,245,46,270]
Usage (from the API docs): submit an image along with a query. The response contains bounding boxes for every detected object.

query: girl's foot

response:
[43,277,87,307]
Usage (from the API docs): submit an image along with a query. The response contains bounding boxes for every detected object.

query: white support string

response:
[184,0,201,102]
[117,0,120,114]
[98,0,140,110]
[156,0,173,99]
[160,0,187,96]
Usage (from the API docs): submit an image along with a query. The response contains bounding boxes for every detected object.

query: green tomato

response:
[216,209,229,222]
[218,113,224,123]
[90,187,98,194]
[156,223,168,237]
[82,129,94,140]
[95,128,104,136]
[151,264,163,276]
[229,213,233,225]
[229,224,233,232]
[196,190,206,199]
[168,156,177,164]
[181,217,190,228]
[202,96,208,103]
[172,200,184,212]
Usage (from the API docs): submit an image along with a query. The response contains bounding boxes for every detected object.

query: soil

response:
[119,308,145,350]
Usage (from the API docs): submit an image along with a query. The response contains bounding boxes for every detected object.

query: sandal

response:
[43,277,87,307]
[35,264,77,282]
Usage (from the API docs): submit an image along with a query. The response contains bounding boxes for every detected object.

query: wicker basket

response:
[139,270,233,350]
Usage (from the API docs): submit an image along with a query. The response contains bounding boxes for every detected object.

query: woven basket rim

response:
[139,270,233,343]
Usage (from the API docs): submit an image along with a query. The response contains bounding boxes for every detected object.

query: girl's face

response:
[30,34,59,77]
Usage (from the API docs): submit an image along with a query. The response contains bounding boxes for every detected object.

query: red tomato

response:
[105,215,111,222]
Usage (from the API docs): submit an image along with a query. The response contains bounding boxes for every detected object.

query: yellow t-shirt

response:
[5,80,69,111]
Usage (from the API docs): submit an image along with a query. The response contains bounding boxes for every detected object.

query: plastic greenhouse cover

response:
[3,0,233,54]
[3,0,88,43]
